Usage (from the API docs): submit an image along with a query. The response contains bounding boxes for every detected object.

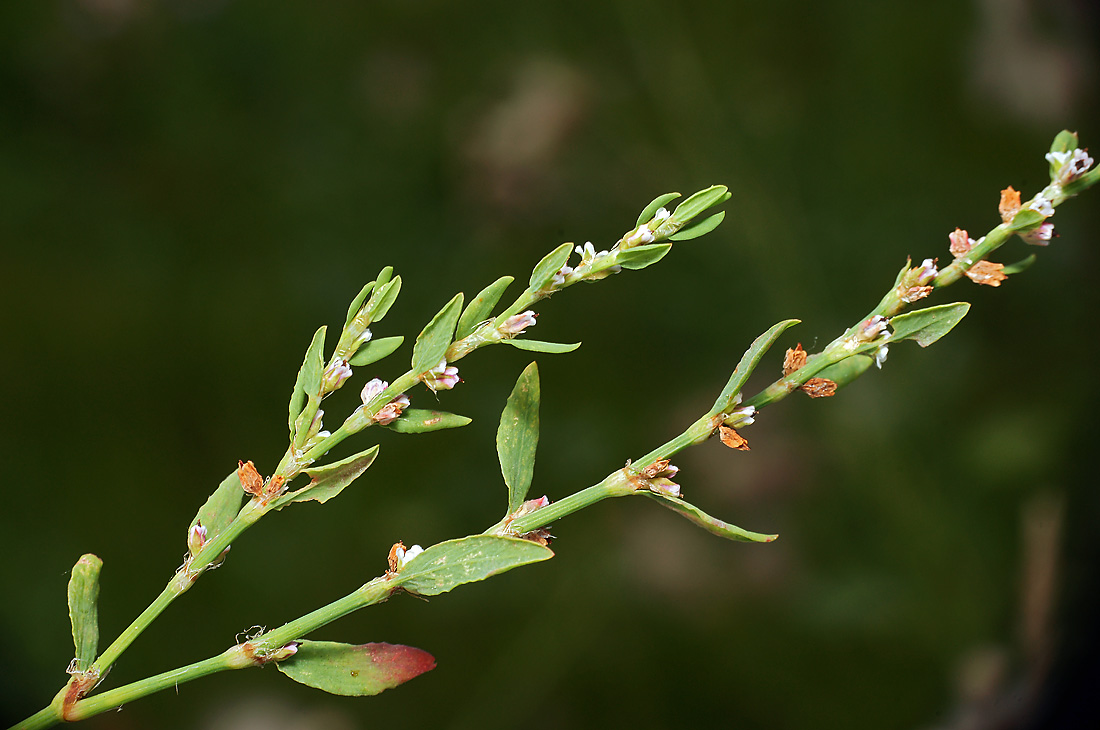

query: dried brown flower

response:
[719,425,750,451]
[800,378,838,398]
[237,460,264,497]
[999,186,1021,223]
[966,260,1007,287]
[949,228,973,257]
[783,344,807,376]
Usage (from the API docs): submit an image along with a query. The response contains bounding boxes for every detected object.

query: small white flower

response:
[360,378,389,405]
[398,544,424,568]
[551,265,574,287]
[914,258,938,285]
[729,405,756,427]
[322,359,354,392]
[1027,195,1055,217]
[653,207,671,222]
[627,227,656,245]
[858,315,890,342]
[874,343,889,369]
[1022,222,1055,246]
[499,311,537,335]
[1046,148,1094,185]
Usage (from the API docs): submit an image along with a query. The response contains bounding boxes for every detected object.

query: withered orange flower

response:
[966,260,1007,287]
[719,425,750,451]
[949,228,973,257]
[264,475,286,499]
[901,285,933,303]
[237,460,264,496]
[800,378,837,398]
[641,459,671,478]
[783,344,807,376]
[387,541,406,574]
[999,186,1021,223]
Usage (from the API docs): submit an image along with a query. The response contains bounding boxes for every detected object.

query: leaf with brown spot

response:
[966,261,1007,287]
[719,425,750,451]
[782,344,807,376]
[276,640,435,696]
[800,378,837,398]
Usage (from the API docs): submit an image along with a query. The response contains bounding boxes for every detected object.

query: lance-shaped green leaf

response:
[382,409,472,434]
[528,242,574,291]
[1002,254,1037,275]
[889,302,971,348]
[366,276,402,324]
[711,319,801,414]
[616,243,672,271]
[636,192,680,226]
[498,362,540,513]
[410,293,464,375]
[348,336,404,367]
[642,493,777,543]
[344,280,377,327]
[289,326,328,440]
[457,276,514,339]
[67,554,103,672]
[397,535,554,596]
[270,446,380,510]
[1050,129,1078,156]
[189,470,246,543]
[814,354,874,390]
[276,641,435,697]
[499,339,581,354]
[669,185,729,224]
[669,210,725,241]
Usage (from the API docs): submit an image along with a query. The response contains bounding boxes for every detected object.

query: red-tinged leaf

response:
[276,640,435,696]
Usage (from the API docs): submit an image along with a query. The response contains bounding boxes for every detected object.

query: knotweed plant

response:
[10,131,1098,730]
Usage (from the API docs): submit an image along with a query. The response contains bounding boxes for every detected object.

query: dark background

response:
[3,1,1098,728]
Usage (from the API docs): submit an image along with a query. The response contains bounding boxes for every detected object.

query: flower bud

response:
[321,359,353,394]
[421,359,460,392]
[360,378,389,405]
[857,315,889,342]
[499,311,537,335]
[1022,222,1055,246]
[187,522,208,557]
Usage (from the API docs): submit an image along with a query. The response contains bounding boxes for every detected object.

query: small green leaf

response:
[643,493,777,543]
[289,326,328,439]
[528,242,574,291]
[382,409,472,434]
[889,302,971,348]
[616,243,672,271]
[711,319,801,414]
[499,339,581,354]
[670,185,728,224]
[668,210,725,241]
[1002,254,1037,275]
[344,280,376,327]
[636,192,681,226]
[348,336,404,367]
[271,446,380,509]
[68,554,103,672]
[1050,130,1078,155]
[814,354,874,389]
[1008,208,1046,233]
[189,470,246,543]
[457,276,514,339]
[498,362,540,513]
[276,640,435,696]
[397,536,554,596]
[411,293,464,375]
[366,276,402,323]
[374,265,394,289]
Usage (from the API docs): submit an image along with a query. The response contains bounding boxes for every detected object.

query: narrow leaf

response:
[643,493,777,543]
[499,339,581,354]
[411,293,464,375]
[367,276,402,323]
[289,326,328,439]
[616,243,672,271]
[67,554,103,672]
[344,280,376,327]
[383,408,472,434]
[457,276,514,339]
[711,319,801,414]
[189,470,246,542]
[670,185,728,224]
[1002,254,1037,275]
[374,265,394,288]
[814,354,874,389]
[528,242,574,291]
[889,302,971,348]
[1050,129,1078,155]
[669,210,725,241]
[498,362,540,513]
[636,192,681,226]
[276,640,435,697]
[397,535,554,596]
[271,446,380,509]
[348,336,404,367]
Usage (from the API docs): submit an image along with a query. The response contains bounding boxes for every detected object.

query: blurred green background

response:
[3,1,1098,728]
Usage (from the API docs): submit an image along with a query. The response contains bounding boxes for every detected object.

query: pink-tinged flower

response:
[321,359,353,393]
[551,265,574,288]
[1027,195,1055,217]
[1022,222,1055,246]
[421,359,460,391]
[499,311,537,335]
[187,522,208,556]
[857,315,889,342]
[949,228,977,257]
[372,394,410,425]
[874,343,889,369]
[1046,148,1094,185]
[360,378,389,405]
[913,258,938,285]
